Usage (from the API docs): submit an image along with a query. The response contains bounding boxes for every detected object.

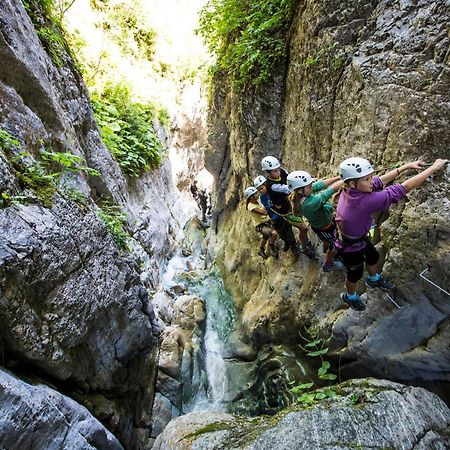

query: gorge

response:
[0,0,449,449]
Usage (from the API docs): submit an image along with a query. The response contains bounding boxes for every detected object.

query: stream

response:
[155,215,316,423]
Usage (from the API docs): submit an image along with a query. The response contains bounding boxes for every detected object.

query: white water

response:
[158,214,237,413]
[188,275,237,411]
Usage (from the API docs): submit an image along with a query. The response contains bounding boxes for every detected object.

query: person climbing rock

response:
[261,156,317,260]
[254,175,297,259]
[190,180,199,199]
[288,170,345,272]
[245,186,278,259]
[336,156,448,311]
[198,188,209,222]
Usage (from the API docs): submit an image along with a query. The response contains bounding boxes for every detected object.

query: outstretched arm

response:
[402,159,448,192]
[379,160,425,185]
[330,179,344,191]
[322,176,341,187]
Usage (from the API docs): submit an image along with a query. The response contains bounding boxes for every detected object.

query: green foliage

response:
[0,129,99,208]
[290,326,339,406]
[96,201,130,248]
[103,2,157,61]
[22,0,69,67]
[64,187,88,207]
[302,43,338,68]
[0,130,20,151]
[40,149,100,176]
[91,82,164,176]
[197,0,296,88]
[0,192,12,208]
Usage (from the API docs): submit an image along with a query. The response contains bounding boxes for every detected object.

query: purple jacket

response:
[336,177,407,252]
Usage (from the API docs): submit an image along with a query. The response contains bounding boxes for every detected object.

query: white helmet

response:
[244,186,258,198]
[261,156,280,171]
[287,170,313,190]
[253,175,266,188]
[340,157,374,181]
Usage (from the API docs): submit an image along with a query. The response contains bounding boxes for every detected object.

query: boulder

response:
[153,379,450,450]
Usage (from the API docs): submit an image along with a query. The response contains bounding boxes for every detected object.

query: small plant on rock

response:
[290,326,338,405]
[96,200,130,249]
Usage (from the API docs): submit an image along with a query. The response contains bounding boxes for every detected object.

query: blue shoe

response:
[365,275,395,291]
[322,260,345,272]
[341,293,366,311]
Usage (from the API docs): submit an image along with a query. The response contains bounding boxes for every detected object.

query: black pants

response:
[339,240,379,283]
[273,217,297,247]
[311,220,337,250]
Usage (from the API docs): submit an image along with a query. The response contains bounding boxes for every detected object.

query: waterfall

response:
[157,216,237,414]
[189,275,237,411]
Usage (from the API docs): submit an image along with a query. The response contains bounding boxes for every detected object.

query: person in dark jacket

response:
[261,156,317,260]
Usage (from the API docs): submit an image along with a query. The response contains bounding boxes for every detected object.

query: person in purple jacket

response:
[336,156,448,311]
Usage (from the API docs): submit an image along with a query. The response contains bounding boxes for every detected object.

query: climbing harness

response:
[419,268,450,297]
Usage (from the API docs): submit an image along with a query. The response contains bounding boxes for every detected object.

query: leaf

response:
[304,340,321,348]
[321,361,331,370]
[324,389,337,398]
[307,348,328,357]
[315,392,326,400]
[298,393,316,403]
[319,373,337,380]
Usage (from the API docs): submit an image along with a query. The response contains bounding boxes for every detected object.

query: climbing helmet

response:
[287,170,313,190]
[244,186,258,199]
[339,157,374,181]
[253,175,267,188]
[261,156,280,171]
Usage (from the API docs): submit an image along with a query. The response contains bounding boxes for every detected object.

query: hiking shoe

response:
[322,260,345,272]
[258,248,268,259]
[365,275,395,291]
[268,243,278,257]
[341,293,366,311]
[291,243,301,257]
[301,242,318,260]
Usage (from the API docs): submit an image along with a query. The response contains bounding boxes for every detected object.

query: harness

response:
[255,222,273,233]
[336,225,370,248]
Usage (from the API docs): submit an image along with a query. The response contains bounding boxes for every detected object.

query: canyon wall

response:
[207,0,450,394]
[0,0,186,447]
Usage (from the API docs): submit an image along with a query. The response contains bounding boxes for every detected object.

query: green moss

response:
[184,421,235,439]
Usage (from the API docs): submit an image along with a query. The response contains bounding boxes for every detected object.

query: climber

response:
[261,156,317,260]
[254,174,298,258]
[336,156,448,311]
[190,180,199,199]
[198,188,209,222]
[287,170,345,272]
[245,186,278,259]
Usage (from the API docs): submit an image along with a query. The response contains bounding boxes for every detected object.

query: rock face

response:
[153,379,450,449]
[0,0,182,448]
[206,0,450,395]
[0,368,123,450]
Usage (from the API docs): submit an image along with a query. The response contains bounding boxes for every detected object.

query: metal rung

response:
[382,291,407,309]
[419,268,450,297]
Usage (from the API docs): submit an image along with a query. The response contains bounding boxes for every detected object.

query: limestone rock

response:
[154,379,450,450]
[0,368,123,450]
[0,0,181,447]
[207,0,450,392]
